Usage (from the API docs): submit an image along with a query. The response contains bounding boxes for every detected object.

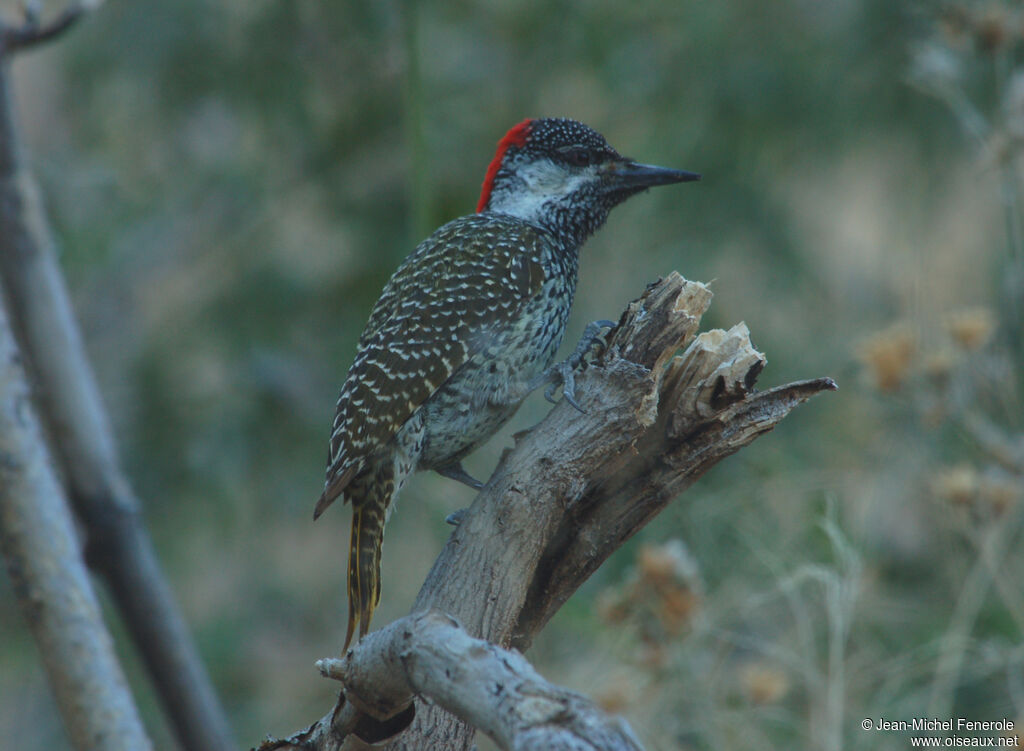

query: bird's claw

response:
[435,462,484,490]
[541,319,615,413]
[543,361,584,412]
[563,389,585,413]
[543,382,558,405]
[446,508,469,526]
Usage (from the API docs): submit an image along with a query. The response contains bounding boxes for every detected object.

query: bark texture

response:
[0,287,153,751]
[0,6,235,749]
[328,610,643,751]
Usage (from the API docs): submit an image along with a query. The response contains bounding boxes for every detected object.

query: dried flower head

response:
[597,540,704,646]
[975,7,1009,53]
[979,473,1022,515]
[944,307,996,350]
[740,662,790,705]
[933,464,980,506]
[858,324,916,392]
[595,679,636,715]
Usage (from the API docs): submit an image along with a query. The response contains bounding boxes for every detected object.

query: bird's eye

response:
[566,148,593,167]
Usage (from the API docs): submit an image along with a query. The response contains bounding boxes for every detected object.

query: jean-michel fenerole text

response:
[874,718,1015,733]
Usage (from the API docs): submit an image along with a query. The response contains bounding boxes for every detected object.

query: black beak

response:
[609,161,701,189]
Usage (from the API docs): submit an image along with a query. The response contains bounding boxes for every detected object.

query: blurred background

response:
[0,0,1021,749]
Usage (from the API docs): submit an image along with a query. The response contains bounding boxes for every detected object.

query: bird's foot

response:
[446,508,469,526]
[435,462,485,490]
[536,319,615,413]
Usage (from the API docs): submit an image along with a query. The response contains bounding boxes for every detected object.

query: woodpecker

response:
[316,118,699,649]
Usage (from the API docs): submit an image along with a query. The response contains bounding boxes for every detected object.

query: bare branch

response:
[0,32,236,751]
[265,273,836,750]
[0,2,101,56]
[261,610,642,751]
[0,287,153,751]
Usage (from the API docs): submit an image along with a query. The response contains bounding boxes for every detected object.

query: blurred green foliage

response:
[0,0,1021,749]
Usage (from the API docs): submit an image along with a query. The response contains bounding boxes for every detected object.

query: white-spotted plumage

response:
[317,118,699,649]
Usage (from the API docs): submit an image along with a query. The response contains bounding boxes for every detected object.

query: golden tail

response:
[344,502,385,651]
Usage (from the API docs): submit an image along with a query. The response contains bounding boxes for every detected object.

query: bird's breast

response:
[414,246,579,469]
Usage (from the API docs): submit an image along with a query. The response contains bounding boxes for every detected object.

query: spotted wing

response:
[316,215,547,516]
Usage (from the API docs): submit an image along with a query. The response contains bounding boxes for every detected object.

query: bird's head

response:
[476,117,699,243]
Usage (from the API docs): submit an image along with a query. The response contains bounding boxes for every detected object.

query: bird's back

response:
[322,212,578,510]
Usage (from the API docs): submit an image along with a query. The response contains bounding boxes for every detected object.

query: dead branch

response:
[262,273,836,750]
[0,2,100,55]
[260,610,642,751]
[0,14,236,751]
[0,287,153,751]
